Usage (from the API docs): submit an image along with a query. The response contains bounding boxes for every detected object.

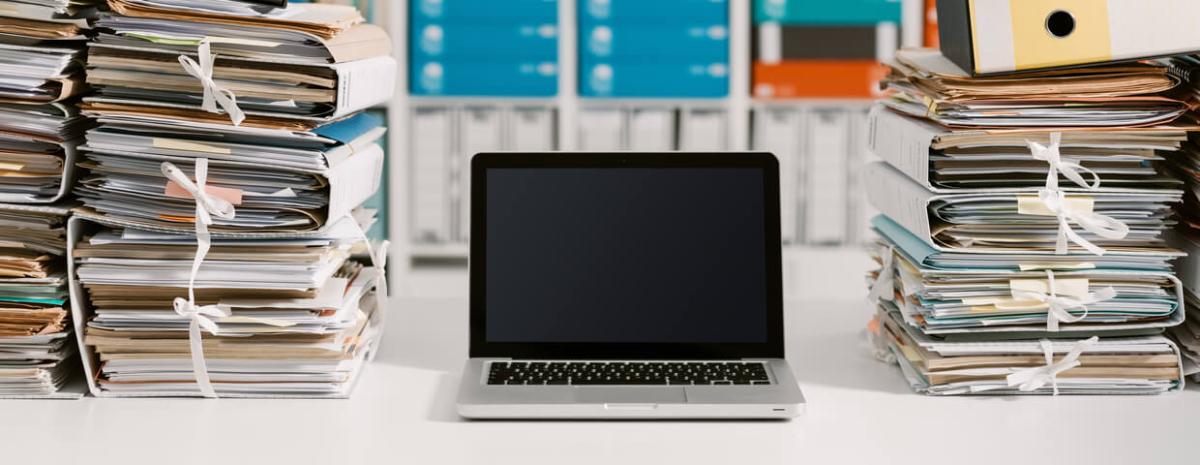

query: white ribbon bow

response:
[172,299,231,398]
[1006,336,1098,395]
[868,246,895,302]
[161,159,237,398]
[1010,270,1117,332]
[346,212,389,358]
[178,39,246,126]
[1028,132,1101,191]
[1036,189,1129,256]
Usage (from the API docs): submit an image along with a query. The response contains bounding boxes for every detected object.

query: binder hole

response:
[1045,10,1075,38]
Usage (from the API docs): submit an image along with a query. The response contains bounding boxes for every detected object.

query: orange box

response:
[752,60,888,99]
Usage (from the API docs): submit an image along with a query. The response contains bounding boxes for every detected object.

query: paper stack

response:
[865,48,1189,395]
[0,0,95,203]
[68,0,395,398]
[0,0,94,398]
[1164,55,1200,382]
[0,203,79,398]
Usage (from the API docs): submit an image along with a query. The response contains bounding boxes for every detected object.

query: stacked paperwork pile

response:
[865,49,1190,395]
[0,0,95,398]
[0,203,78,397]
[0,0,94,203]
[68,0,396,398]
[1164,55,1200,382]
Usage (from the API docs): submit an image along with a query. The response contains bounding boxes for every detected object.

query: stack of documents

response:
[1,0,96,204]
[85,0,395,123]
[76,111,386,234]
[876,303,1185,395]
[865,48,1191,395]
[0,203,81,398]
[69,214,383,397]
[66,1,394,398]
[882,49,1191,129]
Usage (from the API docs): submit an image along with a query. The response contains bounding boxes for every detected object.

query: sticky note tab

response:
[1019,262,1097,271]
[164,182,244,206]
[1009,277,1090,299]
[153,138,232,155]
[1017,195,1094,216]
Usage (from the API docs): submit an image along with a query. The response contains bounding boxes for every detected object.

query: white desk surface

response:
[5,279,1197,464]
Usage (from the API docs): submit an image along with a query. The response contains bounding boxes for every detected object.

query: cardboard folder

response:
[938,0,1200,75]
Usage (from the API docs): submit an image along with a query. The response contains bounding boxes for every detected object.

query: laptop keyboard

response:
[486,361,772,386]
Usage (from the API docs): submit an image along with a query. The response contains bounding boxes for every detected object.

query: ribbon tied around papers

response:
[1023,132,1126,255]
[161,159,237,398]
[1027,132,1102,191]
[1017,190,1129,256]
[1006,336,1099,395]
[346,212,390,339]
[178,39,246,126]
[1008,270,1117,332]
[867,245,895,302]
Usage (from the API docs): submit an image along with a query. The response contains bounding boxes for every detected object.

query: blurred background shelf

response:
[307,0,938,294]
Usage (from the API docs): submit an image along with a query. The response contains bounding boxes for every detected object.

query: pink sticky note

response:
[164,181,244,206]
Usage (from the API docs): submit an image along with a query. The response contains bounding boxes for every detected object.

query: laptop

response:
[456,152,805,419]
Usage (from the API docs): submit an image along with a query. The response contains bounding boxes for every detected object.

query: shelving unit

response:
[386,0,922,290]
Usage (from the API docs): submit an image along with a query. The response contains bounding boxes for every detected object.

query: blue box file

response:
[753,0,901,25]
[411,59,559,97]
[579,23,728,61]
[411,0,558,21]
[579,58,727,98]
[579,0,727,22]
[410,20,558,60]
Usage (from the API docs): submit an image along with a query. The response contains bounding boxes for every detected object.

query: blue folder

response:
[411,0,558,21]
[411,58,559,97]
[579,58,727,98]
[753,0,902,25]
[409,19,558,60]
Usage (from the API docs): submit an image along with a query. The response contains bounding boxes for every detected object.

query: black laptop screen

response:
[483,167,769,344]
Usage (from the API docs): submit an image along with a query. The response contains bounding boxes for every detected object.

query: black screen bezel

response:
[469,152,784,359]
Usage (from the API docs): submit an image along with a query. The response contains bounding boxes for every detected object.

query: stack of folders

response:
[0,0,93,398]
[1164,55,1200,382]
[752,0,902,99]
[864,48,1191,395]
[0,0,96,204]
[0,203,80,398]
[67,0,396,398]
[69,214,383,397]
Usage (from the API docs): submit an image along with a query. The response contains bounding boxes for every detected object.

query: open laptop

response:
[456,152,805,419]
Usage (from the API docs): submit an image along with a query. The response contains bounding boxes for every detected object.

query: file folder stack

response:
[1163,55,1200,382]
[410,0,558,96]
[67,0,395,398]
[0,0,94,398]
[864,48,1191,395]
[752,0,900,99]
[0,203,80,398]
[0,0,96,204]
[579,0,729,98]
[69,214,384,397]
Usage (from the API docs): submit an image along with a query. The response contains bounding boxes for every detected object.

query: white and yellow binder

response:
[938,0,1200,75]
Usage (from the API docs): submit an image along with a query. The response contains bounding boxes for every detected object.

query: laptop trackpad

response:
[574,387,687,404]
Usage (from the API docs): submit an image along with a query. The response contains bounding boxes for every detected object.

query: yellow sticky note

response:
[1019,262,1097,271]
[1009,277,1090,299]
[1017,195,1094,216]
[153,138,232,155]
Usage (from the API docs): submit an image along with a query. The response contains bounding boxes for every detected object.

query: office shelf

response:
[387,0,925,288]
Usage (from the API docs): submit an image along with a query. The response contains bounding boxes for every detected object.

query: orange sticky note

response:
[164,181,244,206]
